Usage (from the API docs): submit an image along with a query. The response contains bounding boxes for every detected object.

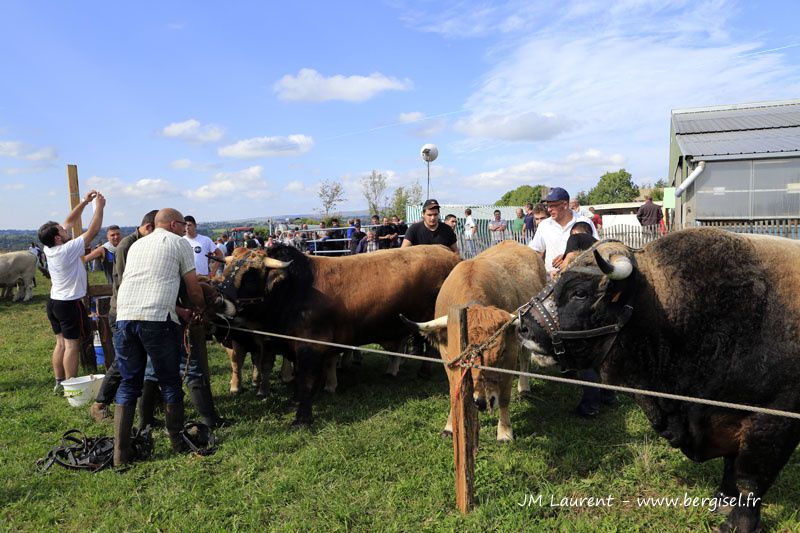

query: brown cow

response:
[406,241,547,441]
[214,243,460,425]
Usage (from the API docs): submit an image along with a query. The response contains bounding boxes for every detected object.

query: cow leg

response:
[323,354,338,394]
[496,386,514,442]
[227,345,244,394]
[517,348,531,395]
[13,278,24,302]
[384,356,401,377]
[23,279,34,302]
[293,350,318,425]
[280,356,294,383]
[254,348,276,398]
[719,416,800,533]
[441,409,454,439]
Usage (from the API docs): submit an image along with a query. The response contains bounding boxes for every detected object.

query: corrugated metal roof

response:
[676,126,800,157]
[673,102,800,134]
[672,100,800,157]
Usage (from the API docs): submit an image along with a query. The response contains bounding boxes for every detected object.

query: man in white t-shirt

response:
[529,187,598,276]
[182,215,223,277]
[38,190,106,391]
[529,186,610,419]
[463,208,477,258]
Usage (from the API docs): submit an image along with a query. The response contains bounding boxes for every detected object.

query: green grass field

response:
[1,273,798,532]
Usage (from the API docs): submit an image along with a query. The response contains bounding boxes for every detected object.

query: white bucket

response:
[62,374,105,407]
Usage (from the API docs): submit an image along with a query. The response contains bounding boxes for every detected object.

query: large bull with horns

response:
[404,241,547,441]
[214,244,460,425]
[517,228,800,533]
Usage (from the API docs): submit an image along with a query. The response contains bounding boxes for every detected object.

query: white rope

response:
[218,323,800,421]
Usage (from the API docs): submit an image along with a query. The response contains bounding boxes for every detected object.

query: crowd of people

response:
[35,185,665,465]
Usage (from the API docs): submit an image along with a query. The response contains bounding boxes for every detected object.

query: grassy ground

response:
[1,273,799,532]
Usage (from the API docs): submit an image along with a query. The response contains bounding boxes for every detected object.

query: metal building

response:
[668,99,800,229]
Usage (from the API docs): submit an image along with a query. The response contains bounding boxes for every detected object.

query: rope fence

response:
[215,321,800,421]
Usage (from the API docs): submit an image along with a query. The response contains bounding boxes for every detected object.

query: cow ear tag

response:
[611,292,621,303]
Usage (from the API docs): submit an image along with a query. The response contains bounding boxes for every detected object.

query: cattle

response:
[404,241,547,441]
[0,251,37,302]
[222,332,294,396]
[517,228,800,533]
[214,244,460,425]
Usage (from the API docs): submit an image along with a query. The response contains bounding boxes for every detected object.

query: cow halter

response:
[215,255,265,311]
[524,272,634,365]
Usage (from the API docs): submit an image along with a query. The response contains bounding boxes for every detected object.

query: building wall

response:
[688,157,800,221]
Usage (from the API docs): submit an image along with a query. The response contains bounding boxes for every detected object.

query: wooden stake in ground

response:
[448,304,478,514]
[66,164,83,240]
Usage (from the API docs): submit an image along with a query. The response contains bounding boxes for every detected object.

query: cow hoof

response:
[440,429,452,439]
[291,417,313,427]
[518,390,536,401]
[323,387,336,395]
[256,389,266,398]
[230,388,240,395]
[383,372,397,380]
[497,436,514,443]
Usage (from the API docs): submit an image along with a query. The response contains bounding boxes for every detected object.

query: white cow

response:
[0,251,38,302]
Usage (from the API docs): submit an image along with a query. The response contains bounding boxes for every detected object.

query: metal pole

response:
[427,160,431,199]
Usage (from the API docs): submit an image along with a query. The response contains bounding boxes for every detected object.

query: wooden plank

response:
[448,305,477,514]
[66,164,83,239]
[87,284,113,297]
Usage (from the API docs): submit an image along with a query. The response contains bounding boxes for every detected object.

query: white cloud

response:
[463,159,572,189]
[186,166,273,200]
[1,165,50,175]
[0,140,58,161]
[399,111,424,123]
[274,68,413,102]
[86,175,177,199]
[566,149,626,167]
[453,111,574,141]
[160,119,225,144]
[169,158,220,171]
[282,180,314,194]
[1,183,24,190]
[218,134,314,159]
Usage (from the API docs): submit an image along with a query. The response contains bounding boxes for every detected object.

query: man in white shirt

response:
[38,190,106,391]
[529,187,608,419]
[463,208,477,258]
[183,215,223,277]
[529,187,598,276]
[113,208,206,465]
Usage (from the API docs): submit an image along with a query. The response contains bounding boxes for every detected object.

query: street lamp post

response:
[420,144,439,200]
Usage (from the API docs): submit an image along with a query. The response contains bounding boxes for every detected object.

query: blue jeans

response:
[142,323,206,384]
[113,320,184,406]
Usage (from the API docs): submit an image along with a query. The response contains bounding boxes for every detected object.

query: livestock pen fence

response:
[211,307,800,514]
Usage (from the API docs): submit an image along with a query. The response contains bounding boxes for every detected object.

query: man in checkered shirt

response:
[112,208,206,466]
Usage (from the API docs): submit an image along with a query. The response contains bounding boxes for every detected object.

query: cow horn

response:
[593,249,633,280]
[509,313,519,325]
[403,314,448,333]
[262,257,293,269]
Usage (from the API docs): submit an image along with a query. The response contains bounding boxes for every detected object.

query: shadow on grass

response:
[210,352,450,432]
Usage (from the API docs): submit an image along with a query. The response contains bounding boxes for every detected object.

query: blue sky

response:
[1,0,799,229]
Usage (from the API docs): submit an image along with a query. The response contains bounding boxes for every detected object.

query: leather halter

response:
[215,255,265,311]
[524,271,634,365]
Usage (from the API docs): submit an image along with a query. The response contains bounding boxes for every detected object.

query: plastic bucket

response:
[62,374,105,407]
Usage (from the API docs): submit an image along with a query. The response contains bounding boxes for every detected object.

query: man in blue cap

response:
[529,187,597,276]
[528,187,611,418]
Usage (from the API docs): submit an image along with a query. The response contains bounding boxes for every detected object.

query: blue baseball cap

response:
[544,187,569,202]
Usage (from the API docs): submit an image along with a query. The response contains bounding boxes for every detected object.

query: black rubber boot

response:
[113,404,136,466]
[164,402,189,453]
[187,379,226,428]
[137,380,161,431]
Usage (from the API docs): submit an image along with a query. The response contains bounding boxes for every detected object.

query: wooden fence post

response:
[66,164,83,239]
[448,304,478,514]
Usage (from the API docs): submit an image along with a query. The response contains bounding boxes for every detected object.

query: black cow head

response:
[517,240,637,371]
[214,247,294,318]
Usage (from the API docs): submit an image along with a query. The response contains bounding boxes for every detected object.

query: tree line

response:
[495,169,666,207]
